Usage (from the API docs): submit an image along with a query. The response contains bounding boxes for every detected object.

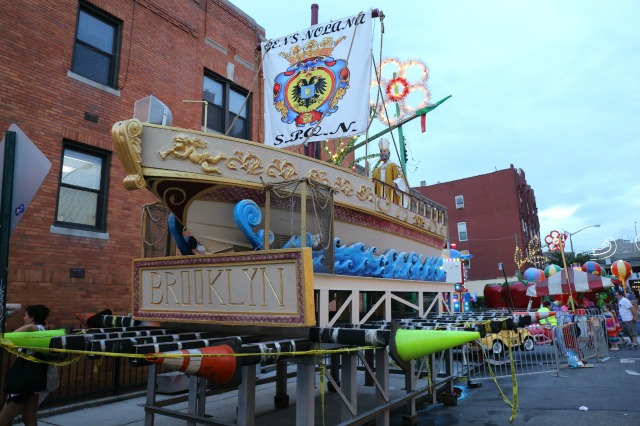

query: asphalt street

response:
[24,349,640,426]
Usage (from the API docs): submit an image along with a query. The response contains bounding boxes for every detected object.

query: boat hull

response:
[112,120,447,257]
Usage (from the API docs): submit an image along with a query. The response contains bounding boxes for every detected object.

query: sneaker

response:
[610,347,620,351]
[632,345,639,350]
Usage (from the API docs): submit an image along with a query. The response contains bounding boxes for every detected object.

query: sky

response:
[230,0,640,253]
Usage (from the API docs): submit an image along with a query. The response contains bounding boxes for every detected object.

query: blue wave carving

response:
[232,200,458,282]
[168,213,197,256]
[233,200,273,250]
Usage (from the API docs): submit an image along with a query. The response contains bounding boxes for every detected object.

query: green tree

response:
[545,251,593,268]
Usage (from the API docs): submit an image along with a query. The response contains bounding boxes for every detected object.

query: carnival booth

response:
[525,268,615,299]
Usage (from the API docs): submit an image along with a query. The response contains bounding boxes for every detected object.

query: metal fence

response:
[462,311,610,383]
[0,352,150,409]
[552,313,609,370]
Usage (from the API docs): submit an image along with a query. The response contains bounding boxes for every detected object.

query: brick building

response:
[414,165,541,281]
[1,0,265,331]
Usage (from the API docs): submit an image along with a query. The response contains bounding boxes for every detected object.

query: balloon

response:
[611,259,632,283]
[483,284,505,308]
[523,267,544,282]
[581,261,602,276]
[501,281,529,309]
[544,264,562,278]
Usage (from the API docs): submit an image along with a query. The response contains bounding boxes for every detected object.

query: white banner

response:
[261,10,373,148]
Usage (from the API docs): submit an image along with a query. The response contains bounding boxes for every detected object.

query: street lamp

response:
[564,224,601,253]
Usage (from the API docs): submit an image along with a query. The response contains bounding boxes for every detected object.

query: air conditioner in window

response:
[133,95,173,126]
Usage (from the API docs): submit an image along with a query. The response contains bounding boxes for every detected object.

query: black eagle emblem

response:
[291,76,328,108]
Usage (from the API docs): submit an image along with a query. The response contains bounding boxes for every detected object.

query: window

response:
[71,2,121,88]
[203,73,251,139]
[55,143,110,231]
[457,222,468,241]
[455,195,464,209]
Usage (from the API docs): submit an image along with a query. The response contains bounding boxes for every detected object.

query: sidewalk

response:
[26,351,640,425]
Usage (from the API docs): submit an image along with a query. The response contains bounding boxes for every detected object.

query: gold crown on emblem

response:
[279,36,346,65]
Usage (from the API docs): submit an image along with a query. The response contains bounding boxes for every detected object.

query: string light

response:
[322,136,360,166]
[370,57,430,125]
[514,235,547,270]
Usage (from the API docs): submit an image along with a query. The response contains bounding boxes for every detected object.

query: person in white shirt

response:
[615,290,638,349]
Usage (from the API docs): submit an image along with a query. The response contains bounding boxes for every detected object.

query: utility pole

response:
[1,131,16,375]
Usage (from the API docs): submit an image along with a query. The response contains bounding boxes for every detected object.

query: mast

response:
[304,4,320,159]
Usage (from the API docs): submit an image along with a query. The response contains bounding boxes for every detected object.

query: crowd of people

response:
[536,288,640,352]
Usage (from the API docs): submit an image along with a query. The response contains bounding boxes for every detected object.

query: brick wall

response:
[0,0,265,331]
[414,165,541,281]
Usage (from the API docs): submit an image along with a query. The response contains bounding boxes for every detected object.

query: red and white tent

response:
[525,268,615,297]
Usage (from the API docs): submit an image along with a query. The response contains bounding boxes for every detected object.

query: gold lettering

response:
[150,272,163,304]
[227,268,244,306]
[412,215,425,228]
[194,269,204,305]
[181,271,191,306]
[262,267,285,307]
[164,272,179,305]
[208,269,226,305]
[243,268,259,307]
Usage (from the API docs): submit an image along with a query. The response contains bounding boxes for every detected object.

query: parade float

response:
[104,7,492,425]
[1,6,580,426]
[111,8,460,333]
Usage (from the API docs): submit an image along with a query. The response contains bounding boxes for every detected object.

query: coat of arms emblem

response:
[273,36,350,127]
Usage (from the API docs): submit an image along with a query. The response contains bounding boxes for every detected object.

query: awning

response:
[525,268,614,297]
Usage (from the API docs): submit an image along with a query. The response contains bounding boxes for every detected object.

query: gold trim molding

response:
[111,119,146,190]
[267,158,298,180]
[226,150,264,175]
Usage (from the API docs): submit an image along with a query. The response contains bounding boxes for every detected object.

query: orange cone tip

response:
[147,344,238,384]
[513,311,556,322]
[74,312,95,327]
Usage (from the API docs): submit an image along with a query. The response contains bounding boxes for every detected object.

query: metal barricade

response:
[464,324,558,382]
[463,311,609,382]
[553,314,608,372]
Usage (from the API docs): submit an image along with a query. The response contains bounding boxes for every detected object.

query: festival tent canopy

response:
[525,268,615,297]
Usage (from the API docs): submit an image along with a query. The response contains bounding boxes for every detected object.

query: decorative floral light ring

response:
[545,230,565,252]
[386,77,409,102]
[370,57,430,126]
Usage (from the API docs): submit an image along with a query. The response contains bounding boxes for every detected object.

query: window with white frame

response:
[455,195,464,209]
[55,143,110,231]
[457,222,468,241]
[71,2,121,88]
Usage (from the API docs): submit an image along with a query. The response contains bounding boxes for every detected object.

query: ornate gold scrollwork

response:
[376,197,392,214]
[159,135,226,174]
[226,150,264,175]
[267,159,298,180]
[396,207,409,222]
[356,185,374,202]
[412,214,425,228]
[333,177,353,196]
[307,169,330,186]
[111,119,146,190]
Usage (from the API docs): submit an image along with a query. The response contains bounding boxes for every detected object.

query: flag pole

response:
[559,240,576,312]
[350,95,452,152]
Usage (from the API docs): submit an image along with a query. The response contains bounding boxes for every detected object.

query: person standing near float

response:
[372,137,406,204]
[0,305,50,426]
[603,304,622,351]
[537,301,557,326]
[615,290,638,349]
